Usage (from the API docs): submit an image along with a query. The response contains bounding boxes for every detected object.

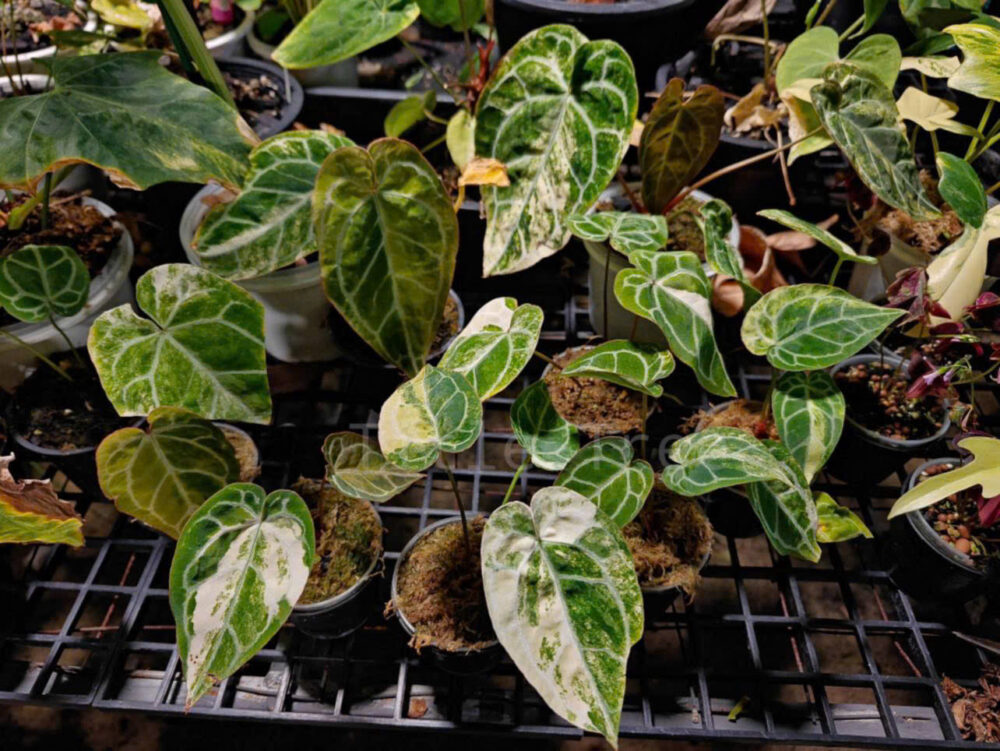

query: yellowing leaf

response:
[900,56,961,78]
[0,455,83,546]
[459,157,510,187]
[91,0,154,29]
[945,23,1000,102]
[896,87,977,135]
[889,436,1000,519]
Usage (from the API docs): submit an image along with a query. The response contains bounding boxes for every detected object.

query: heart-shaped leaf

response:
[322,431,422,502]
[0,455,83,546]
[900,55,961,78]
[377,365,482,471]
[314,138,458,377]
[558,340,674,398]
[555,437,654,526]
[815,491,872,542]
[772,370,845,482]
[193,131,354,281]
[745,443,820,562]
[775,26,839,94]
[511,380,580,471]
[475,24,637,275]
[384,91,437,138]
[446,110,476,169]
[438,297,543,400]
[639,78,724,214]
[0,244,89,322]
[272,0,419,69]
[417,0,484,30]
[614,250,736,397]
[170,484,314,709]
[889,436,1000,518]
[96,407,241,539]
[925,205,1000,321]
[757,210,877,266]
[567,212,670,255]
[897,88,978,136]
[0,52,252,192]
[88,264,272,423]
[944,23,1000,102]
[936,152,987,229]
[697,198,759,308]
[842,34,902,90]
[481,486,643,746]
[741,284,903,371]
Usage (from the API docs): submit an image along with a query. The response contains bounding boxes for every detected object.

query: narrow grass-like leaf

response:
[322,431,422,502]
[0,455,83,546]
[889,436,1000,519]
[772,371,845,482]
[558,340,674,398]
[567,212,670,255]
[511,380,580,471]
[936,152,987,229]
[815,491,872,542]
[0,244,89,322]
[757,210,876,265]
[555,437,654,526]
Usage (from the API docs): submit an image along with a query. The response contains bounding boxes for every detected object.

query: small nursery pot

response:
[247,27,358,88]
[1,7,97,72]
[206,9,255,58]
[641,549,711,619]
[216,57,304,140]
[214,424,261,482]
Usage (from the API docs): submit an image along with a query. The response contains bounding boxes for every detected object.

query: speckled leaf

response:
[272,0,420,69]
[193,131,354,281]
[815,491,872,543]
[944,23,1000,102]
[567,212,670,255]
[555,437,654,526]
[697,198,759,308]
[614,250,736,397]
[0,244,89,322]
[96,407,240,539]
[0,455,83,546]
[889,436,1000,519]
[772,370,845,482]
[475,25,637,275]
[88,264,272,423]
[438,297,543,400]
[481,486,643,746]
[169,484,314,709]
[901,56,961,78]
[558,340,674,398]
[927,206,1000,321]
[314,138,458,377]
[0,52,252,192]
[377,366,482,472]
[322,432,422,503]
[741,284,903,371]
[936,152,987,229]
[746,442,820,562]
[757,210,876,265]
[511,380,580,471]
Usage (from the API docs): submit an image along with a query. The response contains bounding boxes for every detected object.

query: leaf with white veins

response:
[511,380,580,471]
[558,340,674,397]
[0,244,89,322]
[772,370,845,482]
[555,437,654,526]
[322,432,422,502]
[746,443,820,562]
[697,198,759,308]
[567,212,670,255]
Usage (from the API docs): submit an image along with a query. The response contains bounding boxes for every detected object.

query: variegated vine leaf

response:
[438,297,543,400]
[926,206,1000,323]
[475,24,637,276]
[377,366,482,472]
[322,432,422,503]
[889,436,1000,519]
[558,340,674,398]
[697,198,759,308]
[314,138,458,377]
[741,284,903,371]
[0,455,83,546]
[900,56,961,78]
[193,131,354,281]
[757,210,876,266]
[614,250,736,397]
[772,371,845,483]
[0,244,89,322]
[896,88,978,137]
[88,264,272,423]
[169,484,314,709]
[566,211,670,255]
[745,442,821,562]
[810,64,940,221]
[944,23,1000,102]
[936,152,987,230]
[96,407,240,539]
[511,380,580,471]
[815,492,872,543]
[555,437,654,526]
[481,486,643,746]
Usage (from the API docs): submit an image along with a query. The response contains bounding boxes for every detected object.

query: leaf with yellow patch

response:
[0,455,83,546]
[889,436,1000,519]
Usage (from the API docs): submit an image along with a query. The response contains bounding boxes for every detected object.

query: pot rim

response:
[1,6,97,64]
[496,0,697,19]
[205,8,255,50]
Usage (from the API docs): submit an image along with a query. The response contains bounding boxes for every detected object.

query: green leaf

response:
[0,53,252,192]
[811,64,941,220]
[860,0,889,34]
[91,0,153,29]
[96,407,241,539]
[377,365,482,471]
[889,436,1000,518]
[446,109,476,169]
[193,131,353,281]
[944,23,1000,102]
[417,0,484,30]
[815,491,872,543]
[745,443,820,562]
[511,380,580,471]
[614,250,736,397]
[639,78,724,214]
[555,437,654,526]
[775,27,839,95]
[0,244,89,322]
[757,209,877,265]
[772,370,845,482]
[88,264,272,423]
[566,211,670,255]
[936,152,987,229]
[558,340,674,398]
[272,0,420,69]
[843,34,902,90]
[475,24,637,275]
[438,297,543,400]
[926,206,1000,320]
[169,484,314,709]
[741,284,903,370]
[322,431,423,502]
[481,486,643,746]
[0,456,83,546]
[697,198,759,308]
[384,91,437,138]
[314,138,458,377]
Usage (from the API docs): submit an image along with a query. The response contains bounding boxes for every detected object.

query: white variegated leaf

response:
[566,211,670,255]
[555,437,654,526]
[511,380,580,471]
[323,431,423,502]
[558,340,674,398]
[772,370,845,482]
[889,437,1000,519]
[697,198,759,308]
[927,205,1000,322]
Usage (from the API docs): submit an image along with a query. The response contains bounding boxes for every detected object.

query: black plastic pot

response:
[300,88,457,146]
[218,57,304,139]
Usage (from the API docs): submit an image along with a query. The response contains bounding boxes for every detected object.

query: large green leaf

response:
[775,27,839,94]
[926,206,1000,320]
[417,0,484,30]
[511,380,580,471]
[555,437,654,526]
[0,245,89,322]
[0,456,83,546]
[558,340,674,398]
[944,23,1000,101]
[815,491,872,543]
[314,138,457,377]
[169,484,314,709]
[757,210,877,266]
[936,152,987,229]
[272,0,420,69]
[96,407,240,539]
[438,297,543,400]
[746,443,820,562]
[475,25,637,275]
[639,78,724,214]
[377,365,482,471]
[322,431,423,503]
[566,211,670,255]
[481,486,643,746]
[889,436,1000,519]
[843,34,902,90]
[0,53,252,192]
[193,131,354,281]
[697,198,759,308]
[741,284,903,371]
[772,370,845,482]
[88,264,272,424]
[614,250,736,397]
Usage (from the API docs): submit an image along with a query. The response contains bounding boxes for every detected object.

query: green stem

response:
[502,457,529,505]
[812,0,838,27]
[965,101,994,161]
[40,173,52,231]
[838,15,864,41]
[156,0,235,108]
[398,36,463,107]
[7,166,80,231]
[920,74,940,159]
[0,329,73,382]
[442,459,471,556]
[421,133,447,154]
[986,179,1000,195]
[830,257,844,286]
[50,316,85,368]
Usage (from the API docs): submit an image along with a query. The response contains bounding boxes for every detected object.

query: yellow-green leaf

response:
[945,22,1000,102]
[0,455,83,546]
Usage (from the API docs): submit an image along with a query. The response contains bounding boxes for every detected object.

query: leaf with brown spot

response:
[0,455,83,546]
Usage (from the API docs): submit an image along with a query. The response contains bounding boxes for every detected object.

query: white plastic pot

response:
[180,184,338,363]
[0,7,96,72]
[247,27,357,88]
[0,197,135,389]
[206,9,255,58]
